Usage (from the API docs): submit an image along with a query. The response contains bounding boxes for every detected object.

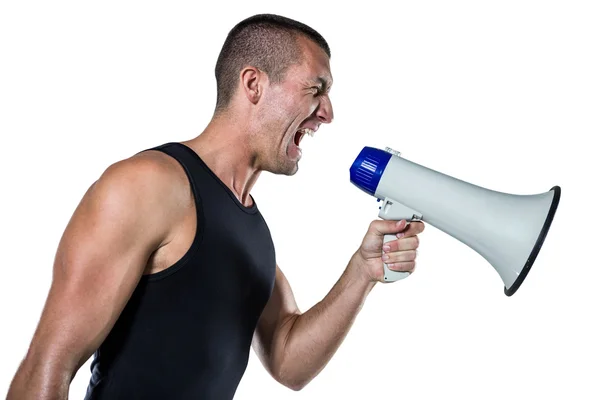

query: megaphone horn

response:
[349,146,560,296]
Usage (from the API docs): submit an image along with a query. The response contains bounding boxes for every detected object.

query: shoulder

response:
[102,147,185,187]
[84,147,193,240]
[98,147,190,201]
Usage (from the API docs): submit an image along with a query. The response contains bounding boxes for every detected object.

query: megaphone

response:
[349,146,560,296]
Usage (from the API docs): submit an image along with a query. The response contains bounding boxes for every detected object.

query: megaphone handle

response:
[383,233,411,282]
[378,198,421,283]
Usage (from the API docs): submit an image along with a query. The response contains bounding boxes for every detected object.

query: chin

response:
[279,163,299,176]
[286,165,299,176]
[271,158,299,176]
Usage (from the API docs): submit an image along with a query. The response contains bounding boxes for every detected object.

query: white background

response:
[1,1,598,399]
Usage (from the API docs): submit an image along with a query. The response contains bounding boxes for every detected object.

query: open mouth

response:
[287,126,317,161]
[293,127,315,147]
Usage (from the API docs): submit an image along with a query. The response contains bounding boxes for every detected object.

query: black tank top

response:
[84,142,276,399]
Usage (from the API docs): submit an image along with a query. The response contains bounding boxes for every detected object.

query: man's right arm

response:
[7,153,177,400]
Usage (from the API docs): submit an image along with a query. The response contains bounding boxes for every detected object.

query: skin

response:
[7,35,424,398]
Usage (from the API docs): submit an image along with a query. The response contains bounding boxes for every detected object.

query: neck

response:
[182,112,261,208]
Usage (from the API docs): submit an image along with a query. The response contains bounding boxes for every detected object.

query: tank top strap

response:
[141,142,258,214]
[142,142,205,183]
[139,141,210,207]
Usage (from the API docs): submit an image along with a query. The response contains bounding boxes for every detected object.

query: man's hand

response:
[252,219,425,390]
[355,219,425,282]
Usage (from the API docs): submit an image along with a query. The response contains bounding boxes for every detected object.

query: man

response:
[7,14,424,399]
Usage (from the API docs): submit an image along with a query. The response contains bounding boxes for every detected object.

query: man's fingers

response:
[396,221,425,238]
[366,219,423,276]
[370,219,425,238]
[384,236,419,252]
[370,219,408,236]
[386,261,416,273]
[382,250,417,264]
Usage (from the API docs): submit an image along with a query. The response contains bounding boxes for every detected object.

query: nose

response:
[316,94,334,124]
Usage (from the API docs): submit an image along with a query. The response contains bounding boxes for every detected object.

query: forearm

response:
[277,251,376,389]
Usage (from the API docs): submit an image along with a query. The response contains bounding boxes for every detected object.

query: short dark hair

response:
[214,14,330,113]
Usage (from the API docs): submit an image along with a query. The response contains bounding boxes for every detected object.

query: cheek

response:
[305,96,321,114]
[292,97,317,118]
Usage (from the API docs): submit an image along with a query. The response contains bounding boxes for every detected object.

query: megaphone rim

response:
[504,185,561,296]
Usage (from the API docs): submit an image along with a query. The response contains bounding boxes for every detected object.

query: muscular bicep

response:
[23,157,174,378]
[252,265,301,376]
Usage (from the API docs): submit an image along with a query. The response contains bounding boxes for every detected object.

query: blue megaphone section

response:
[349,146,392,196]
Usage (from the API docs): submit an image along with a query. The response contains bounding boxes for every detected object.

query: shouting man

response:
[8,14,424,399]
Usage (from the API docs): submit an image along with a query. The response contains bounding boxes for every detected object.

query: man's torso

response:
[84,142,276,400]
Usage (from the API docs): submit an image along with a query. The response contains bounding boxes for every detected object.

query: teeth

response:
[300,128,315,137]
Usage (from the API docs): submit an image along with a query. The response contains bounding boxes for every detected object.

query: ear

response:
[239,66,266,105]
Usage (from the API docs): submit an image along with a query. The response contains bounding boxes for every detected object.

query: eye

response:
[310,86,322,96]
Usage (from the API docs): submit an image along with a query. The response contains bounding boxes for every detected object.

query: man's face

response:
[258,36,334,175]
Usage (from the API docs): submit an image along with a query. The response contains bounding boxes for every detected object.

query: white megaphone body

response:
[349,146,560,296]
